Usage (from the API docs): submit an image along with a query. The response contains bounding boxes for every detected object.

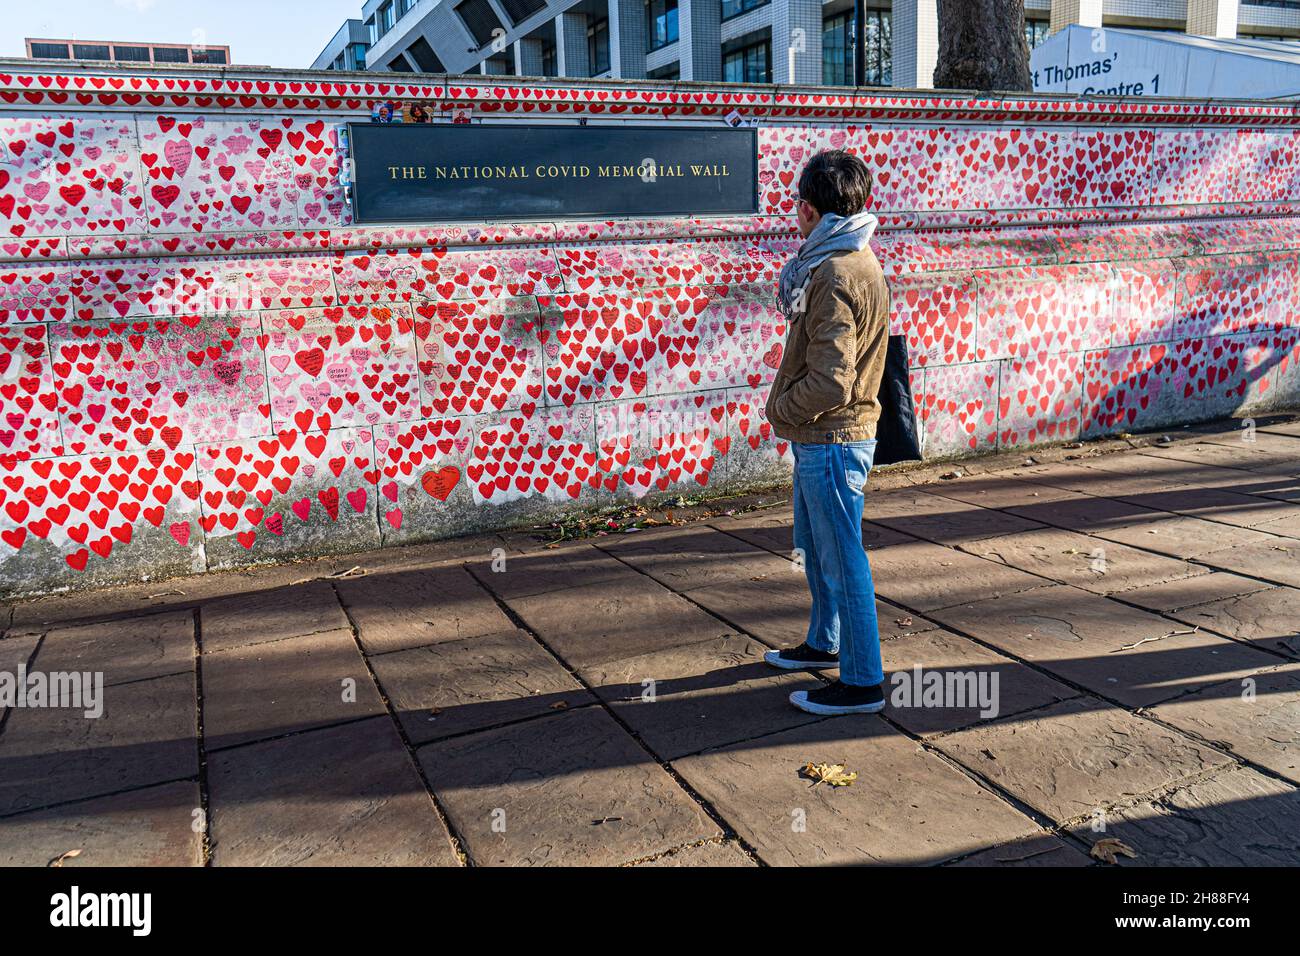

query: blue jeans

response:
[791,440,884,687]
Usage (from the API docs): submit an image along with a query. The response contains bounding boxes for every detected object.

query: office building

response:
[312,0,1298,88]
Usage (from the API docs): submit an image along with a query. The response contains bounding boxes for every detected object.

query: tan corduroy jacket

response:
[765,247,891,444]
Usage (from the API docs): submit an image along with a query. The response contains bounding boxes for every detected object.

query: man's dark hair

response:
[797,150,873,217]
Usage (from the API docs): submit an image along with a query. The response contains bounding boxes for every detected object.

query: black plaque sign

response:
[347,123,758,223]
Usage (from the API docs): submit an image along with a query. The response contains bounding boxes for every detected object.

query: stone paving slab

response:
[202,628,385,751]
[339,566,515,655]
[1065,768,1300,866]
[466,543,641,600]
[1240,476,1300,504]
[687,571,936,647]
[596,526,792,592]
[583,634,822,760]
[1090,514,1280,559]
[208,716,459,866]
[369,629,592,745]
[880,628,1078,737]
[0,634,38,720]
[1117,486,1300,530]
[1196,538,1300,588]
[1253,513,1300,540]
[1150,665,1300,784]
[945,831,1093,867]
[674,715,1040,866]
[958,527,1207,596]
[1067,455,1248,495]
[928,584,1280,708]
[504,573,738,672]
[708,507,796,555]
[867,488,1045,545]
[933,697,1233,825]
[1143,439,1300,478]
[1165,586,1300,658]
[1003,494,1167,534]
[1112,572,1272,614]
[0,780,202,867]
[1261,420,1300,438]
[865,538,1052,612]
[32,611,194,686]
[200,580,349,653]
[418,706,720,866]
[919,477,1084,511]
[0,672,197,816]
[631,840,757,867]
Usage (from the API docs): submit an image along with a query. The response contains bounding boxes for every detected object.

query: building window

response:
[457,0,507,48]
[30,42,71,59]
[153,46,189,63]
[192,48,227,64]
[822,11,852,86]
[113,45,151,62]
[1024,18,1049,49]
[825,9,892,86]
[648,62,679,80]
[863,8,891,85]
[723,39,770,83]
[541,41,558,76]
[500,0,547,25]
[378,2,396,37]
[73,44,111,60]
[351,42,369,69]
[588,17,611,74]
[647,0,679,52]
[407,35,443,71]
[397,0,416,18]
[484,54,513,75]
[721,0,769,21]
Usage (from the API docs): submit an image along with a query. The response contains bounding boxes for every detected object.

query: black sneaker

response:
[790,680,886,715]
[764,642,839,671]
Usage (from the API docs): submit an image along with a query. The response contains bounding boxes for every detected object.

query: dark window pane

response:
[499,0,547,25]
[153,46,189,63]
[723,39,769,83]
[456,0,506,48]
[192,48,227,64]
[588,17,610,74]
[721,0,768,20]
[647,0,679,52]
[113,45,151,62]
[388,55,414,71]
[73,44,111,60]
[31,42,70,58]
[407,36,444,71]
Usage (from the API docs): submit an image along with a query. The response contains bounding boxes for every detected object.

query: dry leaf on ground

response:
[800,762,857,788]
[1090,838,1138,864]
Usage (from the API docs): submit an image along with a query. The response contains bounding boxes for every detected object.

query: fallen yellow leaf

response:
[1090,838,1138,865]
[800,762,857,788]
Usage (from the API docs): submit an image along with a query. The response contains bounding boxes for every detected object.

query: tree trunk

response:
[933,0,1033,92]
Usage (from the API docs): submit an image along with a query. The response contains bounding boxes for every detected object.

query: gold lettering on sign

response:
[390,160,733,184]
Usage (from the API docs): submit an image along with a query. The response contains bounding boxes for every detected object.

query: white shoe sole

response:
[764,649,839,670]
[789,690,886,715]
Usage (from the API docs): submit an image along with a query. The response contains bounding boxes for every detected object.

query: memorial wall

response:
[1,63,1297,595]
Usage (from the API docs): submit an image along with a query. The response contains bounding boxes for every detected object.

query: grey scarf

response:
[776,211,879,320]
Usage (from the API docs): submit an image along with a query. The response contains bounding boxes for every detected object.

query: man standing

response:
[763,150,892,716]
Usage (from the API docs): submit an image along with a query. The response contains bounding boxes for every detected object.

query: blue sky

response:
[0,0,366,68]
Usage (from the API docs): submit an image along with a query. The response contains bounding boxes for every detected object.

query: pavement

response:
[1,416,1299,866]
